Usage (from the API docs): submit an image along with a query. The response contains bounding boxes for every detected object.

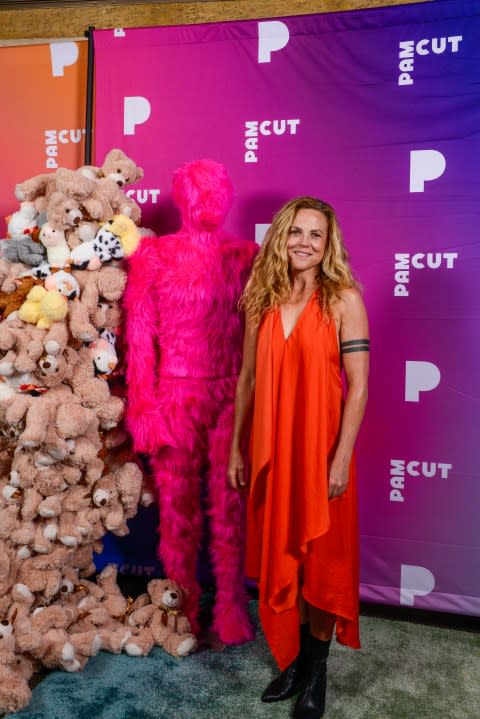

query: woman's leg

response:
[261,585,310,702]
[307,605,335,641]
[294,602,332,719]
[298,593,309,624]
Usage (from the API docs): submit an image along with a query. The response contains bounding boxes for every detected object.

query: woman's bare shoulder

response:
[337,286,364,306]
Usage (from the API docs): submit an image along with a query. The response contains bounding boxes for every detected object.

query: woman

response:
[228,197,369,719]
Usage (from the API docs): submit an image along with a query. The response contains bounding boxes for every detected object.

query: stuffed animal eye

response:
[60,579,74,594]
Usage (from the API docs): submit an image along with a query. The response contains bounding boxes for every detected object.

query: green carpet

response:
[6,604,480,719]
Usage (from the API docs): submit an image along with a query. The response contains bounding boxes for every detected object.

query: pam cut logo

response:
[398,34,463,85]
[44,128,86,169]
[244,118,301,164]
[389,459,452,503]
[394,251,458,297]
[125,189,161,205]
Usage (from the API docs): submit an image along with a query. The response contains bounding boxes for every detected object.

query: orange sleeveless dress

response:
[246,293,360,670]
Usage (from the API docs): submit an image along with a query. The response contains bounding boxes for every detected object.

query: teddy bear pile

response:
[0,150,197,715]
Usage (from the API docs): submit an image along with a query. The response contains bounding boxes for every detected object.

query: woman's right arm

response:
[227,317,259,492]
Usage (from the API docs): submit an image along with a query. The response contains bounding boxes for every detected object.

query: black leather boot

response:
[261,623,309,703]
[293,636,331,719]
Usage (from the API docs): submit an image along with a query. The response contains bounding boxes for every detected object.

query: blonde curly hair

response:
[241,196,357,325]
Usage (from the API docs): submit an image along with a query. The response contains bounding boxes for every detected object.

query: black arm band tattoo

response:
[340,339,370,354]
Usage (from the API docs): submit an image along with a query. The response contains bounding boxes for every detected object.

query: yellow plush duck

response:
[106,214,141,256]
[18,285,68,329]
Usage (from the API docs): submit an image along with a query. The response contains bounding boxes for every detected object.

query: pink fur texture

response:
[124,159,257,643]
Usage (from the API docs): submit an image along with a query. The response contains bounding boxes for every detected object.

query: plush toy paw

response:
[174,634,197,657]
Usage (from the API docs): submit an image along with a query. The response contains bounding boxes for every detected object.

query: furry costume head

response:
[171,159,233,234]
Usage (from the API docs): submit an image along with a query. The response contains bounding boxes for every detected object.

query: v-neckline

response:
[279,291,315,342]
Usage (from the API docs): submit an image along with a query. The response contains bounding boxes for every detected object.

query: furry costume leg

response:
[207,405,255,644]
[151,448,203,635]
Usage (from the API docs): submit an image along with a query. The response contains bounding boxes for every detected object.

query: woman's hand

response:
[328,456,350,499]
[227,446,247,492]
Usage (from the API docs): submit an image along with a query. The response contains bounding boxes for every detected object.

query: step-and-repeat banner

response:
[93,0,480,615]
[0,41,87,237]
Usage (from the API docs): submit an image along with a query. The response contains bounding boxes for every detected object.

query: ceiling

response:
[0,0,214,7]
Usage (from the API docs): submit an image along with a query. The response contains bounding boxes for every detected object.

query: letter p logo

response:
[124,97,151,136]
[410,150,446,192]
[258,21,290,63]
[405,361,441,402]
[50,42,79,77]
[400,564,435,606]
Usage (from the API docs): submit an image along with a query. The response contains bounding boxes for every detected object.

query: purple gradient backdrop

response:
[94,0,480,614]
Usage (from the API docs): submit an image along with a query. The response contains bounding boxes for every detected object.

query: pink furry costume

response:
[124,159,257,643]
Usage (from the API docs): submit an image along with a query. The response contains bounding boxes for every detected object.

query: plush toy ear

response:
[64,346,80,367]
[105,149,124,163]
[135,166,144,182]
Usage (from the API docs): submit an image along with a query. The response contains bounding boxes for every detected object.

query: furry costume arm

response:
[124,239,173,453]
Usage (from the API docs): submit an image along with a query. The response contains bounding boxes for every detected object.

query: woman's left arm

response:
[329,287,369,498]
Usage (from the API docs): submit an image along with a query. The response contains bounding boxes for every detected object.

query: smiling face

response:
[286,208,328,274]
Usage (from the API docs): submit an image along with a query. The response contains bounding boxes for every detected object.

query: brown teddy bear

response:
[46,189,98,250]
[43,318,69,357]
[16,545,71,600]
[68,264,126,344]
[0,505,21,547]
[0,317,46,375]
[15,171,57,214]
[60,486,101,543]
[46,191,83,234]
[7,582,43,654]
[93,148,144,189]
[0,625,32,714]
[0,538,22,595]
[96,564,130,619]
[55,402,100,445]
[64,571,132,656]
[0,258,26,294]
[4,384,74,448]
[91,473,129,535]
[68,346,124,430]
[23,600,101,672]
[1,472,42,525]
[94,178,141,225]
[126,578,197,658]
[93,300,121,335]
[71,542,101,578]
[55,168,114,225]
[33,347,80,390]
[81,149,143,224]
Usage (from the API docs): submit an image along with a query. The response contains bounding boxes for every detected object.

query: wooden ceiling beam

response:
[0,0,431,41]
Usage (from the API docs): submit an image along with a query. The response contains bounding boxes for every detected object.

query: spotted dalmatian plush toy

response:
[70,224,124,271]
[93,226,124,263]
